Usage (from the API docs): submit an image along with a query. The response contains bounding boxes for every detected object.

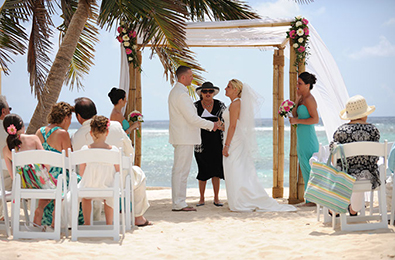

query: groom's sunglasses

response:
[201,89,214,94]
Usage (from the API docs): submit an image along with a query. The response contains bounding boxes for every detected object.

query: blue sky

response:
[1,0,395,123]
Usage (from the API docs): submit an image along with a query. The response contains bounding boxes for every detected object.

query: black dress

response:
[194,99,226,181]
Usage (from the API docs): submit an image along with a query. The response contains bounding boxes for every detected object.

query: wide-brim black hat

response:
[195,81,220,97]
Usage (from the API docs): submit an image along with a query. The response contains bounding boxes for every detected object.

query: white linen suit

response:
[168,82,214,209]
[71,119,149,217]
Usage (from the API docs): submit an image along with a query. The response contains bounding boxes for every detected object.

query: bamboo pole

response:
[134,50,143,167]
[272,49,280,198]
[126,62,137,146]
[277,47,285,198]
[288,41,300,204]
[296,59,306,201]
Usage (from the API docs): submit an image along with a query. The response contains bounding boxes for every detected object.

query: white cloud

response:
[348,36,395,59]
[253,0,300,19]
[383,17,395,26]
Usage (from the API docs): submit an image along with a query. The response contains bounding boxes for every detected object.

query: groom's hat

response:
[195,82,220,97]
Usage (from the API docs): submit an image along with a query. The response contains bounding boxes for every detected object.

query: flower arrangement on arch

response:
[128,110,144,138]
[286,16,310,67]
[117,21,140,69]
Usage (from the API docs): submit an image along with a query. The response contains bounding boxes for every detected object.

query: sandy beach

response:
[1,187,394,260]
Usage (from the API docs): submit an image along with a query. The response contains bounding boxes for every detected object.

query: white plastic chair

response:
[333,141,388,231]
[122,155,135,231]
[0,159,11,237]
[386,141,394,226]
[68,147,125,241]
[11,149,67,240]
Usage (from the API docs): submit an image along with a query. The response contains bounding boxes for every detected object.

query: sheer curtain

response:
[119,43,129,115]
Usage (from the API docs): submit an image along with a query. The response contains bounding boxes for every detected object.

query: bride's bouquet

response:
[128,110,144,137]
[278,99,295,118]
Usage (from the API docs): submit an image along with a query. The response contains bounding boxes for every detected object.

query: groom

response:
[168,66,220,211]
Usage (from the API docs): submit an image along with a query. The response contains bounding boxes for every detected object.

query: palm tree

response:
[1,0,261,133]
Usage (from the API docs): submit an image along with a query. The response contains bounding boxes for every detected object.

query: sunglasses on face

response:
[201,89,214,94]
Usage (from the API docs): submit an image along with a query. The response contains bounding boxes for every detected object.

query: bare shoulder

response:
[305,95,317,108]
[229,99,241,111]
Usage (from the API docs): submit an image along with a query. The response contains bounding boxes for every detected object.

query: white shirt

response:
[71,119,134,158]
[168,82,214,145]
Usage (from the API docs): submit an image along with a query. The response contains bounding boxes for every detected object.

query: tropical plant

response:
[0,0,260,133]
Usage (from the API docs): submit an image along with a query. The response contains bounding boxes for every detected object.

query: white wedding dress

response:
[223,93,296,212]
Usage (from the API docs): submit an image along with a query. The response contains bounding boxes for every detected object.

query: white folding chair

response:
[11,149,67,240]
[122,155,135,231]
[386,141,394,225]
[0,159,11,237]
[68,147,125,241]
[333,141,388,231]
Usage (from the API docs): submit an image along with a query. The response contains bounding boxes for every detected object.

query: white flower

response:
[293,43,299,49]
[298,38,304,43]
[132,45,137,50]
[296,28,304,36]
[120,21,125,26]
[295,21,302,27]
[128,56,133,61]
[137,116,143,121]
[296,15,302,19]
[122,35,130,41]
[122,28,127,33]
[123,41,130,47]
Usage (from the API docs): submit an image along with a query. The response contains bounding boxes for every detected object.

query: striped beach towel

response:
[305,145,356,213]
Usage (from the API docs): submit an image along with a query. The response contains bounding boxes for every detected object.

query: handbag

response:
[304,144,356,213]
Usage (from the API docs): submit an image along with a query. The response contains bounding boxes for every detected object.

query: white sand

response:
[1,187,395,260]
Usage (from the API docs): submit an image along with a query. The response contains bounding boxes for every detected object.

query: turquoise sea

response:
[69,117,395,189]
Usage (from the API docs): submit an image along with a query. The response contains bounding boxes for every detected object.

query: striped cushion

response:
[305,161,356,213]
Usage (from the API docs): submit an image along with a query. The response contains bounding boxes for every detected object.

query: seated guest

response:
[0,95,12,220]
[35,102,84,226]
[108,88,140,137]
[71,97,151,227]
[330,95,379,216]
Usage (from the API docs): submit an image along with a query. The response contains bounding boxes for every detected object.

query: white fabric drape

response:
[307,25,349,142]
[119,43,129,115]
[128,18,350,142]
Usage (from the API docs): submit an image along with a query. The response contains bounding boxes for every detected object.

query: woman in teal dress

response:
[35,102,84,226]
[289,72,319,206]
[108,88,140,136]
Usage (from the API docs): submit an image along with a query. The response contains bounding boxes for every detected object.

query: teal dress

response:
[122,119,130,137]
[39,126,84,226]
[296,105,319,195]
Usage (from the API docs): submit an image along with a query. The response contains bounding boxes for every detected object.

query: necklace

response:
[202,101,214,108]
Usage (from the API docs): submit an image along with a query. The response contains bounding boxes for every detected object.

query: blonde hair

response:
[228,79,243,98]
[90,115,109,137]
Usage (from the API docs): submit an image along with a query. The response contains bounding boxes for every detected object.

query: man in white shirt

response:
[71,97,151,226]
[0,95,12,220]
[168,66,220,211]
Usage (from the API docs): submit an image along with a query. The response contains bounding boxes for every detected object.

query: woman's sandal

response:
[348,205,358,216]
[328,210,339,218]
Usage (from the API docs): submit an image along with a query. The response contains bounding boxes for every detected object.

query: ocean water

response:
[68,117,395,189]
[137,117,395,189]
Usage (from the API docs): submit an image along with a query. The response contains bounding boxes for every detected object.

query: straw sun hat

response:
[340,95,375,120]
[195,82,220,97]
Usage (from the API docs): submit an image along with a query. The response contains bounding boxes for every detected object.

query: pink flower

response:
[284,106,290,112]
[298,46,305,53]
[302,18,309,25]
[289,30,296,39]
[125,48,132,55]
[304,27,309,36]
[117,26,122,33]
[107,120,110,129]
[7,124,17,135]
[132,31,137,38]
[117,36,123,43]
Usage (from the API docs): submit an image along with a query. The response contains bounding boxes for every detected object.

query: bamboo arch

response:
[125,21,307,204]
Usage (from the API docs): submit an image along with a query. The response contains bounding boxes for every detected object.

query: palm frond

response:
[26,0,55,100]
[59,0,99,90]
[181,0,260,22]
[0,0,30,74]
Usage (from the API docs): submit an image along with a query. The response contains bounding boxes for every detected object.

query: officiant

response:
[194,82,226,207]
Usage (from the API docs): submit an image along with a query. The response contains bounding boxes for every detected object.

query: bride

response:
[222,79,296,212]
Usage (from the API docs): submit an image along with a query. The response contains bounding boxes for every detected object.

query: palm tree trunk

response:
[26,0,90,134]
